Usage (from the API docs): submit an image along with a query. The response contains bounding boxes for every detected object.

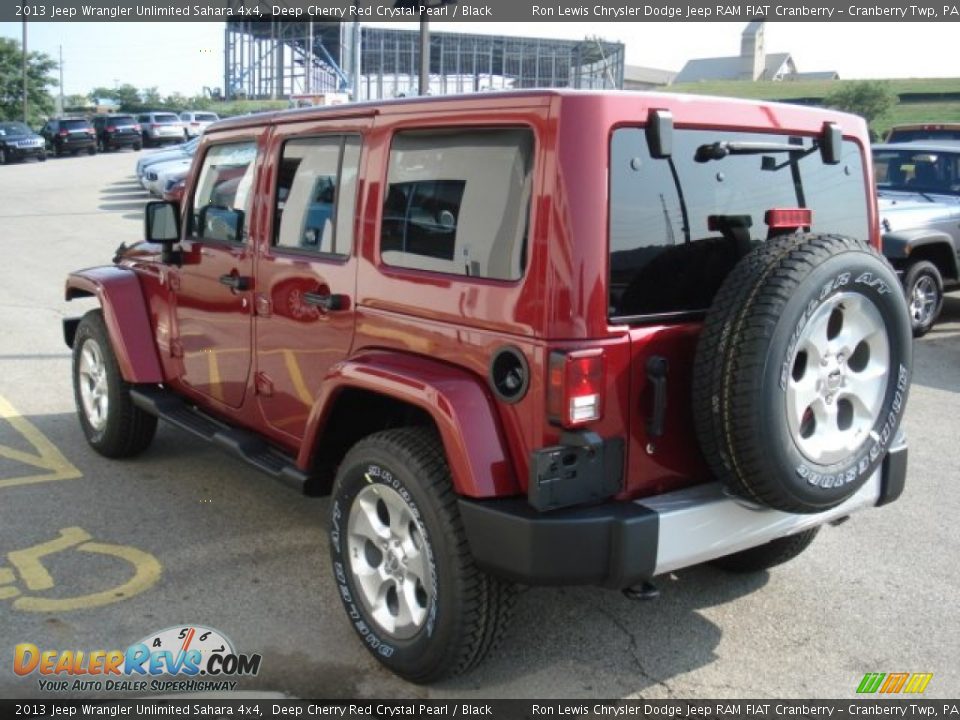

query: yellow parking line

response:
[0,394,81,489]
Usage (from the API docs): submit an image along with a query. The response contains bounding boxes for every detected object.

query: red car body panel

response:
[65,266,164,384]
[68,90,877,502]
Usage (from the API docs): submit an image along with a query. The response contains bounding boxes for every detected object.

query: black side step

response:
[130,387,310,492]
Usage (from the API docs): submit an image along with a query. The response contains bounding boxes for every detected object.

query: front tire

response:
[711,528,820,573]
[72,310,157,458]
[903,260,943,337]
[329,427,515,683]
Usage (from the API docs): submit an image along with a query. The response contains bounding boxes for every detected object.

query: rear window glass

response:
[111,116,136,125]
[62,119,91,130]
[381,128,533,281]
[609,128,869,318]
[887,129,960,143]
[154,114,179,123]
[194,113,218,122]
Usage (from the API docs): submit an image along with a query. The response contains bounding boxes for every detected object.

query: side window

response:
[274,135,360,256]
[190,141,258,244]
[380,128,533,281]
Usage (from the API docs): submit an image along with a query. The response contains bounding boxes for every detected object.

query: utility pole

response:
[58,45,64,116]
[352,18,361,102]
[419,19,429,96]
[22,21,28,123]
[306,21,313,94]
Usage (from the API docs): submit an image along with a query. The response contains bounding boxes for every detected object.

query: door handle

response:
[219,274,251,291]
[303,292,348,312]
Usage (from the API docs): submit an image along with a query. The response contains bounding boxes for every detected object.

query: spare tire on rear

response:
[692,233,912,514]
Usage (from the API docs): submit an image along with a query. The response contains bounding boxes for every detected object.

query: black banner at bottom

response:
[2,699,959,720]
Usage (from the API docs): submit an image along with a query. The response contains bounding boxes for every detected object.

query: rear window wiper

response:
[695,141,811,163]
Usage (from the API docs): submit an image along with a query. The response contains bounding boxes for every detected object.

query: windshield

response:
[873,148,960,196]
[0,122,31,136]
[609,128,870,318]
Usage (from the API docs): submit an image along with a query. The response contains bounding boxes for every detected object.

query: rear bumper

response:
[104,134,139,147]
[459,433,907,589]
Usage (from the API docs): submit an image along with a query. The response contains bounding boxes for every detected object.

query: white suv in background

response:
[137,111,184,147]
[179,111,220,139]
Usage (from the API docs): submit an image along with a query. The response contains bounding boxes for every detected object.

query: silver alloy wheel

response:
[346,482,434,640]
[78,338,109,432]
[910,275,938,327]
[785,292,890,465]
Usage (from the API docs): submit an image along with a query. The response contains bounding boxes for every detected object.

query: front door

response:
[171,134,261,409]
[254,121,369,441]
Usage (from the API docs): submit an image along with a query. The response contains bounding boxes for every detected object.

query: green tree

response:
[823,80,897,128]
[0,38,58,125]
[140,86,162,107]
[89,84,142,111]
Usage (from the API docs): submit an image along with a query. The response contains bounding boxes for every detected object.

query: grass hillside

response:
[669,77,960,135]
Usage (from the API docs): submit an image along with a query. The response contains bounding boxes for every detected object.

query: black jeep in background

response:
[92,114,142,152]
[40,118,97,157]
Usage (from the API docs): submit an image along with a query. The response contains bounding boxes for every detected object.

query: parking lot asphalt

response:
[0,150,958,700]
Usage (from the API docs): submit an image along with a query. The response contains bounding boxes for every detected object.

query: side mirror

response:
[144,201,180,243]
[820,122,842,165]
[646,109,673,159]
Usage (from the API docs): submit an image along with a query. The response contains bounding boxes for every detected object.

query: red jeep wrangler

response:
[64,91,912,683]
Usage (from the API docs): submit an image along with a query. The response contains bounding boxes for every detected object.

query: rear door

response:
[609,125,872,497]
[253,117,370,442]
[169,130,263,409]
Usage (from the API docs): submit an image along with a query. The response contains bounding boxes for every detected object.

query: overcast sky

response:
[0,21,955,96]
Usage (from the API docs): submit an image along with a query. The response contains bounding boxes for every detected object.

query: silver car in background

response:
[180,111,220,139]
[137,111,184,147]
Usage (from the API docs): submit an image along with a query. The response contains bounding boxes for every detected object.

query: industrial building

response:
[223,21,626,101]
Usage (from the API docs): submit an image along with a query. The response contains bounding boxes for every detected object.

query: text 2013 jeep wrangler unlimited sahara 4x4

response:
[64,91,912,683]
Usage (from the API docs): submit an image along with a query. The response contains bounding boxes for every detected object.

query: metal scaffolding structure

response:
[223,21,625,101]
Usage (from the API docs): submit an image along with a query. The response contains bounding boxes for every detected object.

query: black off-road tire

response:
[329,427,516,683]
[693,234,912,514]
[902,260,944,337]
[87,146,96,156]
[72,310,157,458]
[711,528,820,573]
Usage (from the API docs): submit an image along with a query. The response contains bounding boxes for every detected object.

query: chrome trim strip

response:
[641,471,881,576]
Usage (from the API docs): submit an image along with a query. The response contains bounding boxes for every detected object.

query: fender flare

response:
[298,351,519,498]
[883,230,959,275]
[64,266,164,384]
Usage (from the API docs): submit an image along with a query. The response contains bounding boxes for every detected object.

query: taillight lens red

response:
[765,207,813,229]
[151,123,158,129]
[106,125,116,132]
[58,129,68,136]
[547,350,605,428]
[134,124,141,131]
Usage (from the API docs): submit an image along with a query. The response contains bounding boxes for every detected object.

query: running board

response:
[130,387,309,492]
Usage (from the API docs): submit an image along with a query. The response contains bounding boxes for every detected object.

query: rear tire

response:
[329,427,516,683]
[87,146,96,156]
[0,147,7,165]
[902,260,943,337]
[711,528,820,573]
[72,310,157,458]
[133,143,142,152]
[693,234,912,513]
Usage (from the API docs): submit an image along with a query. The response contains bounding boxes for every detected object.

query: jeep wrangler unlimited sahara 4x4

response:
[64,91,911,683]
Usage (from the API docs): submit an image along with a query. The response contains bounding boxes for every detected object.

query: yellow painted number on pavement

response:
[0,527,162,612]
[0,394,81,489]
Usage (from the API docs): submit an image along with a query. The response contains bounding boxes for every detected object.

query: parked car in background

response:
[873,142,960,336]
[885,123,960,144]
[92,114,142,152]
[137,111,184,147]
[179,111,219,139]
[145,159,191,197]
[162,176,186,203]
[0,121,47,164]
[136,137,199,187]
[40,118,96,157]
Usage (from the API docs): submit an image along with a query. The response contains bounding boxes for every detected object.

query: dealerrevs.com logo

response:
[14,625,262,693]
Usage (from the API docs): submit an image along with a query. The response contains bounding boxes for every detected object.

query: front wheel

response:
[72,310,157,458]
[903,260,943,337]
[329,428,515,683]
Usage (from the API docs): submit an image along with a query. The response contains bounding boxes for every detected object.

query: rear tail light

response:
[151,124,158,129]
[106,125,116,132]
[547,350,605,428]
[191,122,200,127]
[134,124,141,131]
[765,208,813,230]
[58,129,68,136]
